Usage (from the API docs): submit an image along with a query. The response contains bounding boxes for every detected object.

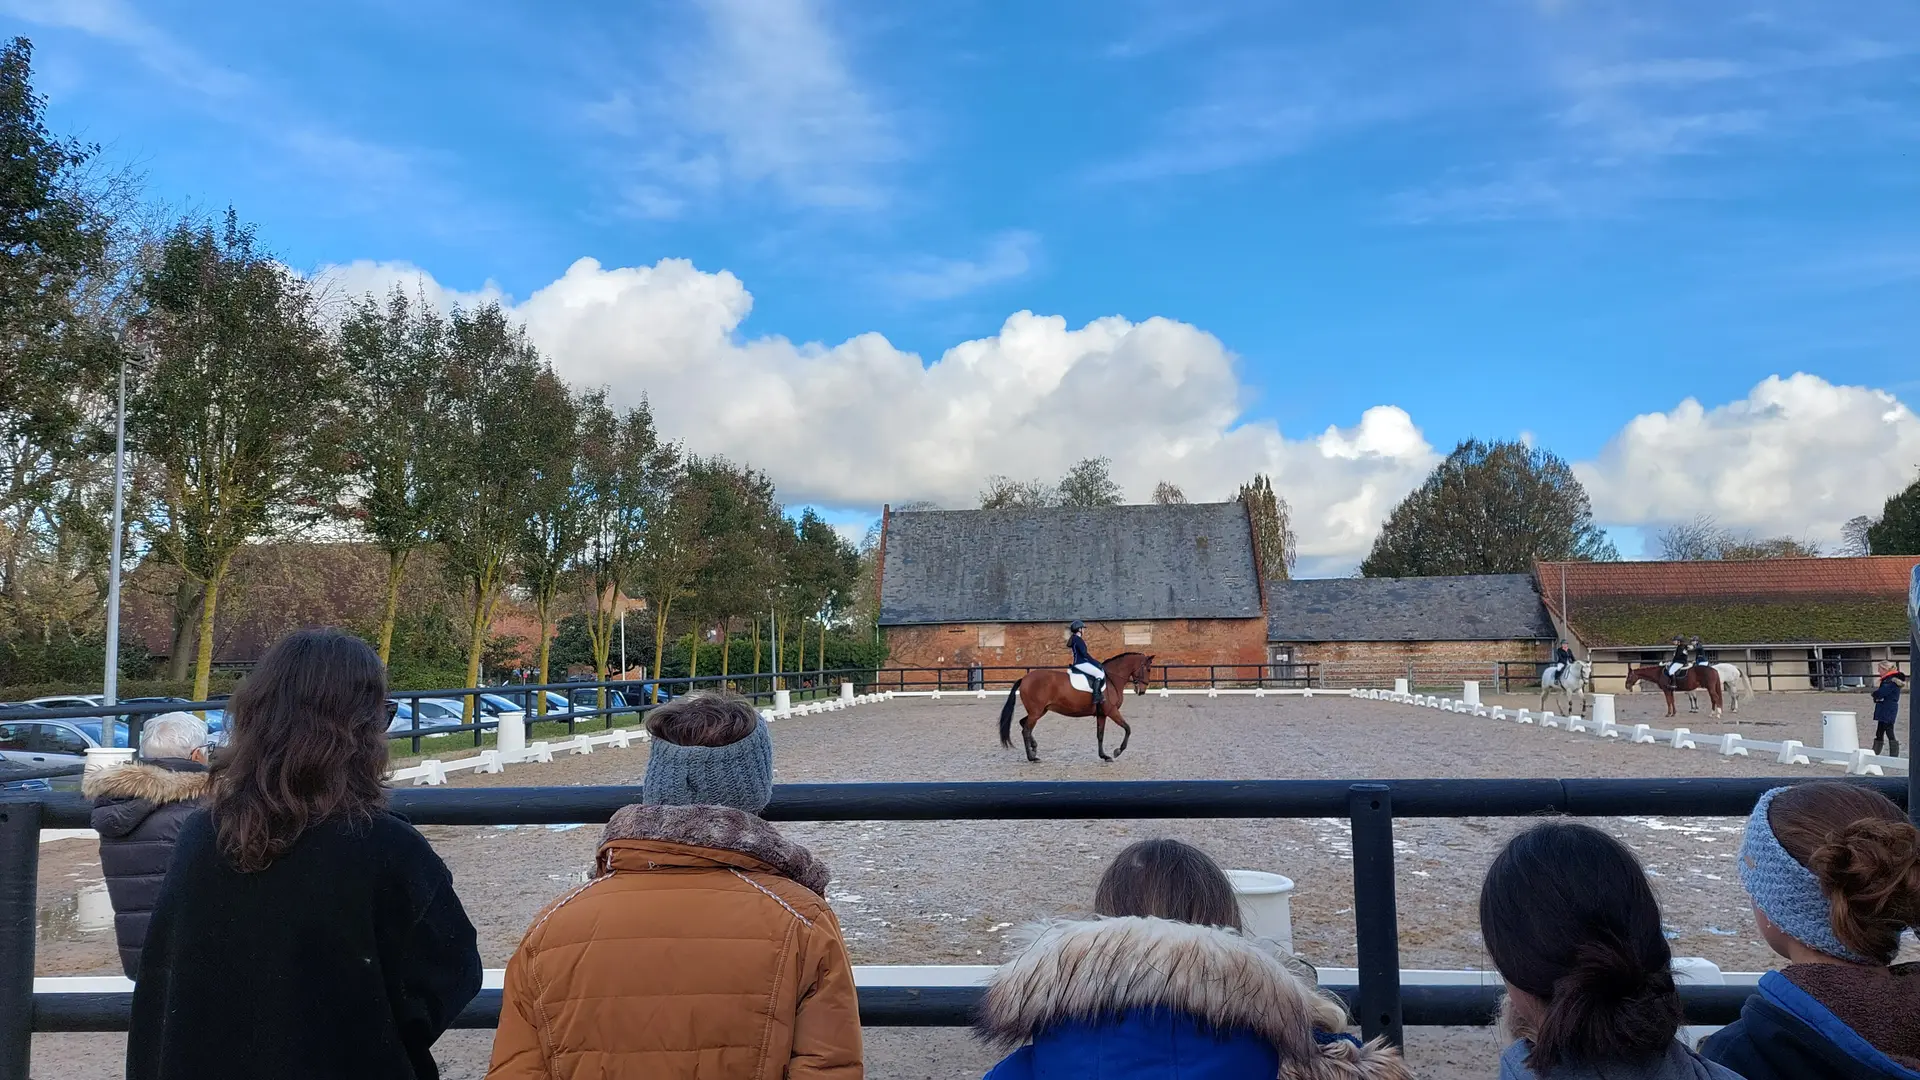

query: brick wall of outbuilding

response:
[885,618,1269,675]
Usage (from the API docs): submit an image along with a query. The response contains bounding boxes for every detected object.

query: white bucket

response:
[1225,869,1295,955]
[1821,711,1860,754]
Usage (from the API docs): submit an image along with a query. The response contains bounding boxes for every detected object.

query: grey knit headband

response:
[642,718,775,815]
[1739,787,1875,964]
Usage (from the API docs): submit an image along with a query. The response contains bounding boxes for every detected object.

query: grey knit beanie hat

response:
[642,714,775,814]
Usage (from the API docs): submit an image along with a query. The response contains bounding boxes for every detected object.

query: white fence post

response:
[1462,681,1480,707]
[1590,693,1616,727]
[1820,711,1860,754]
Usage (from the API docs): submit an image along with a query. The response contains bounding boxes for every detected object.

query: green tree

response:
[574,393,671,679]
[131,211,344,697]
[1056,456,1123,507]
[337,288,447,662]
[0,37,121,636]
[1866,472,1920,555]
[683,456,781,678]
[978,474,1054,509]
[632,471,712,691]
[423,303,551,698]
[1361,439,1617,578]
[514,379,586,698]
[783,508,860,674]
[1238,473,1297,581]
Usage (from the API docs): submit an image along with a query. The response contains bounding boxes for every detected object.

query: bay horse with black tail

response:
[1625,663,1723,719]
[998,652,1155,763]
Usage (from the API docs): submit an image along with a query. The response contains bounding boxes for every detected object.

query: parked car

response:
[565,687,632,715]
[0,714,127,774]
[385,697,467,736]
[24,694,104,710]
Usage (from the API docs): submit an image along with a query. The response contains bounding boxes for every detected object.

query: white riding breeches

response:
[1073,661,1106,684]
[1667,662,1685,676]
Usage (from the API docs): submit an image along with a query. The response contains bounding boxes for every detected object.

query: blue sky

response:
[10,0,1919,571]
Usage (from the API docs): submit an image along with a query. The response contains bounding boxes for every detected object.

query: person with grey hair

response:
[84,711,213,978]
[489,691,863,1078]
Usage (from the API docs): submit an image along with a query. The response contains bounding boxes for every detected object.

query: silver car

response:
[0,714,128,772]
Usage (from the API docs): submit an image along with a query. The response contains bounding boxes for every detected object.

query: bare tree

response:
[979,475,1055,509]
[1238,474,1297,581]
[1152,481,1188,505]
[1840,515,1876,557]
[1655,515,1726,561]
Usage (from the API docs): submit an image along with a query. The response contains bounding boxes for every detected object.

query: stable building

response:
[1537,556,1920,692]
[1264,574,1557,686]
[876,502,1269,670]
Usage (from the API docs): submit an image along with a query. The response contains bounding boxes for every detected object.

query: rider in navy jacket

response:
[1067,621,1104,709]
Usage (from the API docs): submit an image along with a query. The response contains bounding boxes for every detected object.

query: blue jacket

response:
[1872,676,1904,726]
[975,917,1408,1080]
[1068,632,1096,668]
[985,1011,1279,1080]
[1701,967,1920,1080]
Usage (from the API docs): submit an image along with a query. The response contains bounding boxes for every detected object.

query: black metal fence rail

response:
[5,775,1911,1080]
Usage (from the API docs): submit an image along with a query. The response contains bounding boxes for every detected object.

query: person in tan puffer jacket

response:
[486,692,862,1079]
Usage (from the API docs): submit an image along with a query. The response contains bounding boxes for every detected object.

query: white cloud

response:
[881,231,1040,302]
[315,255,1439,574]
[590,0,901,214]
[1576,373,1920,547]
[309,260,507,316]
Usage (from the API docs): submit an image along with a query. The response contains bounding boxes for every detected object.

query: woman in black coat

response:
[129,629,481,1080]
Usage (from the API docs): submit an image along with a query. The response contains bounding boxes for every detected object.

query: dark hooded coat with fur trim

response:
[486,803,863,1080]
[84,758,210,978]
[976,916,1411,1080]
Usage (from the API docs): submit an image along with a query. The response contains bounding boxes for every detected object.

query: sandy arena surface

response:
[32,688,1906,1079]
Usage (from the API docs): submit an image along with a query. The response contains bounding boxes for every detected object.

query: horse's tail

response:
[998,679,1023,748]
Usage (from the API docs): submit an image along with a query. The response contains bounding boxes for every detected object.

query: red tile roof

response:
[1535,556,1920,612]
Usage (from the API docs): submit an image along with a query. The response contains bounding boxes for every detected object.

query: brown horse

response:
[1625,664,1723,719]
[998,652,1155,763]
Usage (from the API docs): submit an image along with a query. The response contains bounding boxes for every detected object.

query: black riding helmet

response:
[1069,620,1085,632]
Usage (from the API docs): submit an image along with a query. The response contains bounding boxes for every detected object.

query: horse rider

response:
[1665,636,1690,679]
[1689,635,1711,667]
[1067,620,1105,714]
[1546,640,1577,684]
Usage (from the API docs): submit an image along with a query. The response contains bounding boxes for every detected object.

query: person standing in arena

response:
[1872,665,1907,757]
[1701,782,1920,1079]
[127,629,482,1080]
[488,691,862,1079]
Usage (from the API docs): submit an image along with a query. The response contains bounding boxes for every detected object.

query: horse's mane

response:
[1102,651,1149,665]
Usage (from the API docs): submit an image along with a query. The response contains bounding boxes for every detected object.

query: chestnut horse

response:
[998,652,1155,763]
[1625,663,1723,719]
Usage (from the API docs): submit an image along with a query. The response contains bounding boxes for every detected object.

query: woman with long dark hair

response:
[128,628,481,1080]
[1480,821,1741,1080]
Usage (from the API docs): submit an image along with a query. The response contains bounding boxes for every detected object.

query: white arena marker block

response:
[530,741,554,763]
[1777,739,1810,765]
[1517,709,1535,725]
[416,760,447,786]
[1669,728,1695,750]
[1718,734,1749,757]
[1630,724,1655,744]
[1254,687,1266,699]
[1541,710,1557,727]
[478,750,503,774]
[1159,687,1171,698]
[1598,720,1620,739]
[1207,687,1219,698]
[1490,706,1506,721]
[1845,749,1884,776]
[606,729,632,749]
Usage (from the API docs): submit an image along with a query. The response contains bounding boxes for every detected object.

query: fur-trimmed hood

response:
[979,917,1410,1080]
[598,801,831,897]
[85,760,210,839]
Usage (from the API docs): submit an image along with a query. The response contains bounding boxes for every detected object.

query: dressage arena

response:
[32,687,1910,1079]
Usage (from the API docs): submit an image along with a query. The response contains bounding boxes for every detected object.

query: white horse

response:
[1540,659,1592,715]
[1686,663,1746,714]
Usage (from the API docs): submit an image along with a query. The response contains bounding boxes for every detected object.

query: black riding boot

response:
[1092,679,1105,718]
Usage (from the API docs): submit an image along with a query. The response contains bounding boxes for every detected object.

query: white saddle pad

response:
[1068,671,1096,693]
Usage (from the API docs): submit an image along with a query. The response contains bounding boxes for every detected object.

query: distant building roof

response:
[1266,574,1555,643]
[878,502,1261,625]
[1536,556,1920,648]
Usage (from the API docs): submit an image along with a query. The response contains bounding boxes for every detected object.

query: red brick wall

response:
[885,618,1269,672]
[1280,639,1550,665]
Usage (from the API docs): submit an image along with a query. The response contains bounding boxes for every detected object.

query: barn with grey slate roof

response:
[1265,575,1556,642]
[877,502,1272,670]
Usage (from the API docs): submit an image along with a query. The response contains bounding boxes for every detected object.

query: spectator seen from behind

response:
[1872,665,1906,758]
[975,837,1410,1080]
[85,711,212,978]
[1700,782,1920,1079]
[487,691,863,1079]
[128,628,482,1080]
[1480,821,1741,1080]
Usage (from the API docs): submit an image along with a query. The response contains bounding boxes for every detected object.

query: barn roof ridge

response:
[1265,573,1556,643]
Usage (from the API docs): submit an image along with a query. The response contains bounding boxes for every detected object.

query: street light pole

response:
[619,606,627,677]
[102,358,129,708]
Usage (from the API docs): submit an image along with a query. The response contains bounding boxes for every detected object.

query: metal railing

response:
[3,774,1912,1079]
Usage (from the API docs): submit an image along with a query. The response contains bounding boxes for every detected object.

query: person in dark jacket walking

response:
[84,711,212,978]
[976,838,1410,1080]
[128,628,481,1080]
[1700,781,1920,1080]
[1872,666,1907,757]
[1481,821,1742,1080]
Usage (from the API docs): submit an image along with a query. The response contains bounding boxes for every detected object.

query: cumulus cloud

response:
[316,257,1917,573]
[1576,373,1920,547]
[317,256,1439,575]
